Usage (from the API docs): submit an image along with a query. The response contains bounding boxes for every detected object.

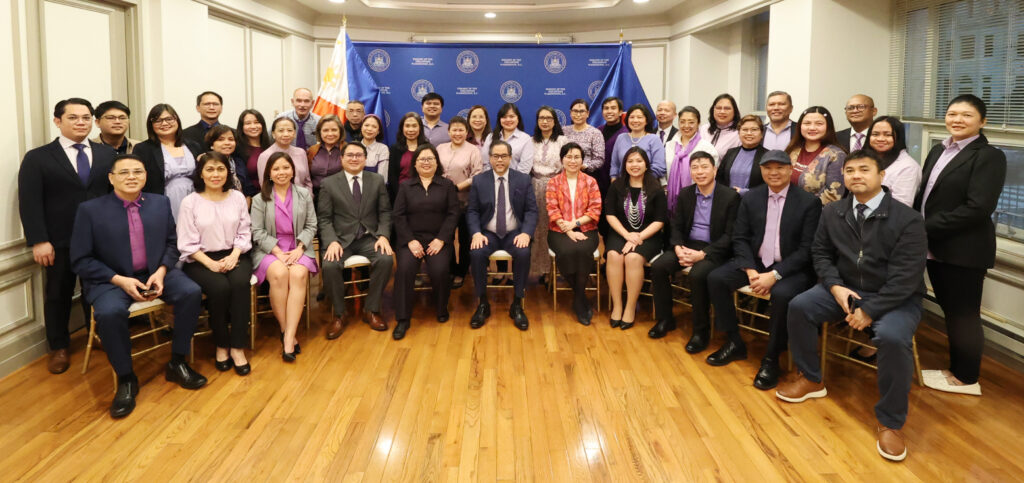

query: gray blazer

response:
[250,184,318,269]
[317,170,392,248]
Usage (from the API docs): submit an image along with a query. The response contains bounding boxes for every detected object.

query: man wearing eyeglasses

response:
[319,142,394,339]
[18,98,116,375]
[836,94,877,153]
[92,100,140,154]
[182,91,223,147]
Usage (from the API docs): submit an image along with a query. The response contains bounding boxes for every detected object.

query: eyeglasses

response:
[490,154,511,161]
[416,156,437,163]
[102,115,129,122]
[714,106,733,112]
[739,128,762,134]
[537,116,555,121]
[152,116,177,126]
[845,104,872,112]
[200,102,221,108]
[113,169,145,178]
[570,109,588,114]
[65,115,92,123]
[343,153,366,159]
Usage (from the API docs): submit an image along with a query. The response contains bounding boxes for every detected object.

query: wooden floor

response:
[3,280,1024,482]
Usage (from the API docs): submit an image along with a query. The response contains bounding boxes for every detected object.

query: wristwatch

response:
[772,270,782,281]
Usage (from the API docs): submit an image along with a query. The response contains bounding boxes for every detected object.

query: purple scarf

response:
[667,132,701,213]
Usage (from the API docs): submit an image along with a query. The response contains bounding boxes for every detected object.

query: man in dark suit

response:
[467,140,538,330]
[655,100,678,144]
[319,142,394,338]
[835,94,876,153]
[181,91,222,146]
[649,151,740,349]
[70,154,207,418]
[706,149,822,390]
[18,98,115,374]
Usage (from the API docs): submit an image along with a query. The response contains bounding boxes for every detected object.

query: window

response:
[994,143,1024,241]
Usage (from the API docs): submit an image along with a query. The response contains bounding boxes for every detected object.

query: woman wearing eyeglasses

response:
[132,104,204,220]
[529,106,568,286]
[562,99,605,176]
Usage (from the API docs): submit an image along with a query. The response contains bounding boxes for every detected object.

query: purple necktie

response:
[758,193,783,268]
[853,133,864,151]
[496,177,507,237]
[73,143,90,184]
[295,118,309,150]
[659,130,665,142]
[856,203,868,225]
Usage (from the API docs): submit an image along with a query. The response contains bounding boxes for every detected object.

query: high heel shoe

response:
[282,350,296,363]
[620,314,636,330]
[280,333,301,354]
[610,317,622,328]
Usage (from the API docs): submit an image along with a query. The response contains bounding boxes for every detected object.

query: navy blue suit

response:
[70,192,201,376]
[466,169,538,298]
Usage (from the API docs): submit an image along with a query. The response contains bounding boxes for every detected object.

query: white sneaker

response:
[922,375,982,396]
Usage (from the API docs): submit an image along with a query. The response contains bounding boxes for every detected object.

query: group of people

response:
[20,86,1006,462]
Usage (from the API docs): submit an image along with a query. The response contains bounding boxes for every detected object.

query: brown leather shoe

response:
[48,349,70,374]
[775,373,827,403]
[325,317,345,340]
[363,312,387,331]
[876,426,907,461]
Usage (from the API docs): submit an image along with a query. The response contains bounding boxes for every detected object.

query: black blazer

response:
[731,184,821,277]
[913,134,1007,268]
[17,139,115,247]
[658,125,678,143]
[387,143,413,203]
[669,182,740,263]
[393,176,459,246]
[717,146,767,191]
[182,121,214,147]
[466,169,538,237]
[132,139,204,195]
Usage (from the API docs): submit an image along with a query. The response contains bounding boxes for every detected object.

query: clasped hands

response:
[830,285,873,330]
[111,266,166,302]
[408,239,444,258]
[620,231,643,254]
[556,218,587,242]
[743,268,777,296]
[673,245,705,267]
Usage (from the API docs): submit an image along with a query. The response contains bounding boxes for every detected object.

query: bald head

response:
[292,88,314,118]
[844,94,877,131]
[656,100,677,129]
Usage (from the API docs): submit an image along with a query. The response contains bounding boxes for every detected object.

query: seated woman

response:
[865,116,922,206]
[546,142,602,325]
[360,114,390,181]
[250,152,318,362]
[177,152,253,376]
[306,114,345,202]
[604,147,666,330]
[392,145,460,340]
[717,114,768,196]
[257,117,313,190]
[132,103,203,219]
[204,124,258,197]
[785,106,846,204]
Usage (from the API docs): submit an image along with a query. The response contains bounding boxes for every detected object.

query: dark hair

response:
[260,152,295,201]
[493,103,525,138]
[343,141,368,156]
[145,103,183,146]
[466,105,491,145]
[54,98,94,118]
[532,106,565,142]
[785,106,838,153]
[689,150,715,165]
[346,99,365,107]
[412,144,444,177]
[602,97,623,110]
[395,112,428,147]
[270,116,297,144]
[624,104,654,134]
[360,115,382,142]
[707,93,740,135]
[489,139,512,156]
[766,90,793,106]
[865,116,907,169]
[193,151,231,192]
[569,98,589,112]
[110,153,145,172]
[677,105,701,124]
[737,114,765,134]
[843,149,884,171]
[95,100,130,119]
[447,115,469,132]
[196,91,223,106]
[235,109,272,158]
[560,141,583,159]
[204,124,237,152]
[421,92,444,107]
[946,94,988,119]
[614,146,661,195]
[315,114,345,146]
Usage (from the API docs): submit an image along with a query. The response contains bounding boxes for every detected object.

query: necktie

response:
[659,130,665,142]
[853,133,864,151]
[295,118,309,150]
[759,194,781,268]
[73,143,90,184]
[496,177,507,237]
[352,176,364,238]
[856,203,868,225]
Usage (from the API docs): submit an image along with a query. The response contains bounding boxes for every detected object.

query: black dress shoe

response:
[610,318,622,328]
[576,306,593,326]
[282,350,296,363]
[110,377,139,419]
[165,361,208,389]
[848,347,877,364]
[215,357,234,372]
[452,276,465,289]
[706,340,747,366]
[234,362,251,376]
[470,302,490,329]
[685,331,711,354]
[393,320,410,340]
[648,319,677,339]
[510,299,529,330]
[281,333,301,354]
[753,359,781,390]
[437,312,450,323]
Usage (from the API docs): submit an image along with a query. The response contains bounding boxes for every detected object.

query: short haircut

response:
[315,114,344,144]
[489,140,512,156]
[569,98,589,111]
[689,150,715,165]
[343,141,367,156]
[271,116,296,133]
[347,99,365,107]
[193,151,232,192]
[623,103,654,134]
[196,91,223,106]
[204,124,237,151]
[677,105,701,124]
[844,149,884,170]
[54,98,94,118]
[412,143,444,177]
[447,115,469,131]
[737,114,765,133]
[110,153,144,172]
[95,100,130,119]
[946,93,987,119]
[560,141,583,159]
[602,97,623,110]
[421,92,444,107]
[766,91,793,106]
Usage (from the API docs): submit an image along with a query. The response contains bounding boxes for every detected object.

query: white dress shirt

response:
[484,170,519,234]
[59,135,93,173]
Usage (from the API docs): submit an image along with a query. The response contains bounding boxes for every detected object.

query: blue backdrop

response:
[349,42,651,140]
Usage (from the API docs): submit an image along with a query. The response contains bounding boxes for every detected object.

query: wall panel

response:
[251,30,285,119]
[206,17,248,124]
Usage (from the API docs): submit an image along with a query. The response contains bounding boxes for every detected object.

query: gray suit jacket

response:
[250,184,318,269]
[317,170,392,248]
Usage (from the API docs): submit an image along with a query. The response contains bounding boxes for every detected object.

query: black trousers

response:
[927,260,987,384]
[182,250,252,349]
[451,212,471,278]
[470,229,531,299]
[395,242,452,321]
[44,246,89,350]
[321,235,394,316]
[707,260,814,359]
[651,242,718,334]
[548,230,599,310]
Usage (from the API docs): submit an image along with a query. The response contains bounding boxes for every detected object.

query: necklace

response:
[630,134,643,147]
[624,188,647,230]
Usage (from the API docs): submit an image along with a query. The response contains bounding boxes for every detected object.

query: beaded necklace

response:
[624,187,647,230]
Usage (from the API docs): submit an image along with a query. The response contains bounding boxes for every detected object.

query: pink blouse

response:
[176,190,252,263]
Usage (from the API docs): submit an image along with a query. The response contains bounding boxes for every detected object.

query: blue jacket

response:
[466,169,538,237]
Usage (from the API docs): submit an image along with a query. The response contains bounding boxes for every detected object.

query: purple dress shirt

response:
[423,120,451,146]
[689,184,715,243]
[758,184,789,268]
[118,194,148,272]
[762,122,793,151]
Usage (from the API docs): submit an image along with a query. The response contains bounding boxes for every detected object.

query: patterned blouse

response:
[545,171,602,232]
[788,144,846,203]
[562,124,605,171]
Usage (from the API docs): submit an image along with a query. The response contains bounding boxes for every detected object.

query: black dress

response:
[604,185,666,260]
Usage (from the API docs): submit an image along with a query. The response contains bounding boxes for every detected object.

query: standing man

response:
[779,150,927,462]
[344,100,365,142]
[761,91,795,150]
[277,88,321,150]
[836,94,877,153]
[421,93,450,145]
[467,141,538,330]
[71,154,207,418]
[319,142,394,338]
[182,91,223,146]
[92,100,139,154]
[654,100,678,144]
[705,149,821,390]
[18,98,115,374]
[595,97,627,210]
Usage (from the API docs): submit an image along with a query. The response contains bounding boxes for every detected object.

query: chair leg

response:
[820,323,829,381]
[250,287,257,349]
[595,257,601,313]
[551,257,557,310]
[912,336,923,386]
[305,277,312,332]
[82,311,97,374]
[148,313,159,346]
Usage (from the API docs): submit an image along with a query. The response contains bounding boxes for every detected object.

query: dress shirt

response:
[882,150,923,207]
[310,144,342,189]
[562,124,605,171]
[484,171,519,234]
[256,143,313,190]
[848,127,869,152]
[851,189,885,219]
[689,183,715,243]
[699,123,741,159]
[423,119,450,146]
[762,121,793,151]
[657,125,674,143]
[758,184,789,267]
[921,135,980,218]
[176,191,252,262]
[437,141,484,204]
[115,192,148,273]
[481,130,535,174]
[59,135,92,173]
[344,170,364,196]
[363,141,390,182]
[730,147,757,194]
[277,110,321,148]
